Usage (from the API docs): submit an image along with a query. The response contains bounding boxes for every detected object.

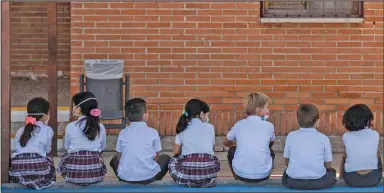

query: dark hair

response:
[72,92,100,141]
[176,99,210,134]
[297,104,320,128]
[125,98,147,122]
[343,104,373,131]
[20,97,50,147]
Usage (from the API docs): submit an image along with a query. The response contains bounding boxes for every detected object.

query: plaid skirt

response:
[57,151,107,185]
[9,153,56,190]
[169,153,221,188]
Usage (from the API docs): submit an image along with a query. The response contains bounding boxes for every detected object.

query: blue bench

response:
[2,180,383,192]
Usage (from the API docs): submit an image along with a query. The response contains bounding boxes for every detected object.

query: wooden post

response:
[47,2,58,156]
[1,1,11,183]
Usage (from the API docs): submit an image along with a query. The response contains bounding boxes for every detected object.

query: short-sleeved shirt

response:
[175,118,215,156]
[116,122,162,181]
[64,116,106,153]
[226,115,275,179]
[284,128,332,179]
[14,121,54,157]
[343,128,379,172]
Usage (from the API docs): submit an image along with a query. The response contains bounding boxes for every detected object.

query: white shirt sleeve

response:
[64,125,70,151]
[270,124,276,142]
[226,126,237,141]
[283,135,290,158]
[116,132,123,153]
[45,127,54,153]
[175,134,182,145]
[153,132,162,152]
[100,124,106,151]
[324,136,333,162]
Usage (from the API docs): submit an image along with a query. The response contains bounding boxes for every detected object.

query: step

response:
[2,180,383,192]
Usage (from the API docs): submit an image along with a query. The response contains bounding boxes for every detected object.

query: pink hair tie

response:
[25,116,37,125]
[90,109,101,117]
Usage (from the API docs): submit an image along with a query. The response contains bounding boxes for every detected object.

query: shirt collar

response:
[35,121,44,126]
[191,118,203,124]
[129,121,148,127]
[77,116,86,121]
[246,115,262,121]
[299,128,317,131]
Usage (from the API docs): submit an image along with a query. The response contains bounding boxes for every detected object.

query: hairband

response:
[74,98,97,108]
[184,112,188,116]
[25,116,37,125]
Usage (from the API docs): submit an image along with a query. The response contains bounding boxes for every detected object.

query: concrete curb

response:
[3,179,383,189]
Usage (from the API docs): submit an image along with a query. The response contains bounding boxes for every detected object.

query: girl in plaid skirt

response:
[58,92,107,185]
[169,99,220,188]
[9,98,56,190]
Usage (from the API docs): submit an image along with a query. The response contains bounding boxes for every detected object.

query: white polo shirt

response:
[116,122,162,181]
[284,128,333,179]
[175,118,215,155]
[227,115,275,179]
[14,121,54,157]
[64,117,106,153]
[343,128,379,172]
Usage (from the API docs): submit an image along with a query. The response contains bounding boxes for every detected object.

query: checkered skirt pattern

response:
[169,153,221,188]
[9,153,56,190]
[57,151,107,185]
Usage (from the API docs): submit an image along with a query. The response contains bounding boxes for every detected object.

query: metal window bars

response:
[261,0,363,18]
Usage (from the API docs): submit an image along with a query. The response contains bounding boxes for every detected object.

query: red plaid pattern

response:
[169,153,221,188]
[9,153,56,190]
[57,151,107,185]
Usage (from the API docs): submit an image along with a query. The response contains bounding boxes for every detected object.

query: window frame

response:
[260,0,364,23]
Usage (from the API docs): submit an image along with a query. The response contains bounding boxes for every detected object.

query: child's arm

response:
[339,152,347,179]
[269,141,274,148]
[223,126,237,147]
[173,144,182,157]
[324,162,332,169]
[154,152,160,162]
[223,137,236,147]
[285,158,289,167]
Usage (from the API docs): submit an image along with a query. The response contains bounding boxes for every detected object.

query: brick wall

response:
[70,2,384,136]
[10,2,71,77]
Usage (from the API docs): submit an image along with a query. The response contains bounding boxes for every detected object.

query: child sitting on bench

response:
[224,92,275,183]
[339,104,382,187]
[282,104,336,190]
[110,98,170,184]
[58,92,107,185]
[168,99,220,188]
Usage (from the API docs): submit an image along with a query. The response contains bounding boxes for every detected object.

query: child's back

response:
[340,104,382,187]
[65,120,106,153]
[343,128,379,172]
[117,123,161,180]
[176,118,215,155]
[284,128,332,179]
[282,104,336,190]
[229,116,274,178]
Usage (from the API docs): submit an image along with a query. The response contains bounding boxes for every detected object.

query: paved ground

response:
[52,152,376,182]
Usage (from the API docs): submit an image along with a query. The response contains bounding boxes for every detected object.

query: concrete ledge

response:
[261,18,364,23]
[2,180,383,192]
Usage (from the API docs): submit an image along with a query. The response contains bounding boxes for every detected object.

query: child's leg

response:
[227,146,238,179]
[155,154,171,181]
[109,154,120,177]
[339,154,346,179]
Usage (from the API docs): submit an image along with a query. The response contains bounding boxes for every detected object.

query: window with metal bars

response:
[261,0,363,18]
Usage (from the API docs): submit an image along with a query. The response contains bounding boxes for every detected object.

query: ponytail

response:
[20,123,37,147]
[176,113,191,134]
[81,115,100,141]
